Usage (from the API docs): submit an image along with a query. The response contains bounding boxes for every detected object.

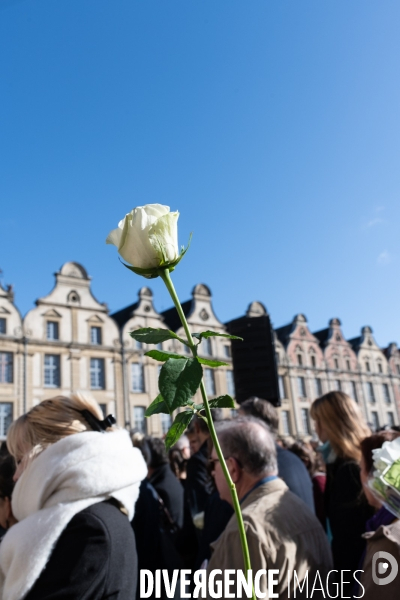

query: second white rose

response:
[106,204,179,270]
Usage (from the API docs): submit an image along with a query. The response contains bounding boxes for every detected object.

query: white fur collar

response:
[0,429,147,600]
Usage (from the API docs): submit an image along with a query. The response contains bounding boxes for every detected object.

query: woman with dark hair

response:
[0,394,147,600]
[310,391,373,586]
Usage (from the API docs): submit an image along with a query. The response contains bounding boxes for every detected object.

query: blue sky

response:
[1,0,399,347]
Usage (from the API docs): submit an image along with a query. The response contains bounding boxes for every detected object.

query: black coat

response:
[25,501,137,600]
[325,458,374,574]
[276,444,315,512]
[185,440,214,517]
[149,463,184,528]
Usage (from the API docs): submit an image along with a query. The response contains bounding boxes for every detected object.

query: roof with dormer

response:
[161,283,223,331]
[313,328,330,345]
[347,326,378,353]
[275,314,308,346]
[274,323,294,345]
[160,300,192,331]
[111,287,160,327]
[111,301,140,328]
[347,336,361,351]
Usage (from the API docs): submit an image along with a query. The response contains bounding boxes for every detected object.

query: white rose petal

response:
[373,438,400,472]
[106,204,179,270]
[148,211,179,264]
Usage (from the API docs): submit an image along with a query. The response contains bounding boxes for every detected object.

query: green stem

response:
[159,268,256,600]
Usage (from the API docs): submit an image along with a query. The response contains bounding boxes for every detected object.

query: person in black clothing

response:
[132,436,186,599]
[26,500,137,600]
[185,417,215,519]
[311,391,373,595]
[145,436,184,528]
[239,396,315,512]
[2,394,147,600]
[185,412,234,568]
[0,449,17,536]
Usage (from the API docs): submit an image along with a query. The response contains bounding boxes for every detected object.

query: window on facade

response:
[90,326,102,345]
[44,354,60,388]
[156,342,163,351]
[314,378,322,397]
[0,318,6,335]
[334,358,339,370]
[0,403,13,438]
[204,368,216,396]
[297,354,303,366]
[90,358,105,389]
[133,406,147,434]
[387,412,395,428]
[200,338,212,357]
[365,362,370,372]
[46,321,59,341]
[378,363,383,373]
[99,403,107,417]
[301,408,310,435]
[367,382,375,403]
[346,359,351,371]
[297,376,306,398]
[334,380,341,391]
[0,353,13,384]
[371,411,379,431]
[224,346,231,358]
[131,363,145,392]
[350,381,358,402]
[311,355,316,368]
[230,408,238,419]
[279,375,286,400]
[160,413,172,435]
[382,384,391,404]
[397,365,400,375]
[226,371,235,397]
[281,410,291,436]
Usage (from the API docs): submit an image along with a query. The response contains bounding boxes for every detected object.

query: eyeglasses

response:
[208,457,222,470]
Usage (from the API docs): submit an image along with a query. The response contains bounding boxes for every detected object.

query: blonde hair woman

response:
[0,394,147,600]
[311,392,373,594]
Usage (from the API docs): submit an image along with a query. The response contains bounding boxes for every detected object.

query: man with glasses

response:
[207,418,332,598]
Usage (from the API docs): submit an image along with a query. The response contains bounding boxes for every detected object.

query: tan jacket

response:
[360,520,400,600]
[207,478,333,599]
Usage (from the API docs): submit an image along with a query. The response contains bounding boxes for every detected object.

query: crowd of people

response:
[0,391,399,599]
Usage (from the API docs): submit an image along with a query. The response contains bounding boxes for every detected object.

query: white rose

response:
[106,204,179,270]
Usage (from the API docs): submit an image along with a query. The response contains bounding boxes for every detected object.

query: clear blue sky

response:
[1,0,399,347]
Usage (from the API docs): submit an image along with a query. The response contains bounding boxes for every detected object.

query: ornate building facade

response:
[0,263,235,438]
[274,314,400,438]
[0,261,399,440]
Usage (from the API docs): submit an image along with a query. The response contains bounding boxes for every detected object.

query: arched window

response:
[295,346,303,366]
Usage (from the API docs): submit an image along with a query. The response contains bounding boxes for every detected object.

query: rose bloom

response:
[106,204,179,270]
